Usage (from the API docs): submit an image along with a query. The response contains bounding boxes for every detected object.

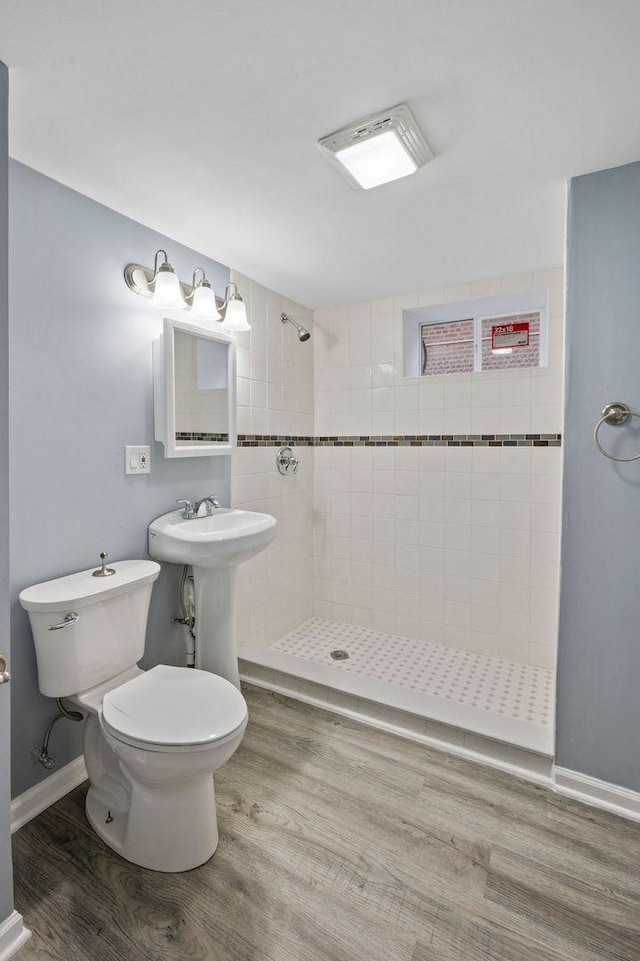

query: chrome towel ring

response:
[594,401,640,461]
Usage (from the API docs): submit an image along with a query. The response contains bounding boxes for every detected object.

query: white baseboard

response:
[0,911,31,961]
[553,766,640,823]
[11,756,87,834]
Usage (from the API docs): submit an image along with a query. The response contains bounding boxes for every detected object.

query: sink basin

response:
[148,508,277,568]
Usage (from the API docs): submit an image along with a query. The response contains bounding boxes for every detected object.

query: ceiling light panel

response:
[318,103,433,190]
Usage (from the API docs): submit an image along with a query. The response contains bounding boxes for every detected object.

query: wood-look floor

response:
[12,685,640,961]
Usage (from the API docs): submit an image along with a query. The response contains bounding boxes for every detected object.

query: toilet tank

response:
[19,560,161,698]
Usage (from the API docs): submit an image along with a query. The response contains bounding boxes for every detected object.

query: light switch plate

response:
[125,445,151,474]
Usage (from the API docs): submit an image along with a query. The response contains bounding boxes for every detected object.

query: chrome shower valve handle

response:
[276,446,299,475]
[0,652,10,684]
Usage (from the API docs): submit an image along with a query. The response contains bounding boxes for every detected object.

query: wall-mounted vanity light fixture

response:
[124,250,250,331]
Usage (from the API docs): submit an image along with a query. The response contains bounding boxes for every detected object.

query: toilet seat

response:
[101,664,247,753]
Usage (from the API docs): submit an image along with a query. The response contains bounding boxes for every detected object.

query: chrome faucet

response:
[176,496,222,519]
[195,495,222,517]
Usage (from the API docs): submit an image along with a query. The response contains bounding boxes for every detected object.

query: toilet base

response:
[85,776,219,872]
[82,714,221,872]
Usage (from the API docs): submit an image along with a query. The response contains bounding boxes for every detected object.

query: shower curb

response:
[240,666,553,788]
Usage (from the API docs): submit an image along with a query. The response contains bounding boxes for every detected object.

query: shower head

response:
[281,312,311,342]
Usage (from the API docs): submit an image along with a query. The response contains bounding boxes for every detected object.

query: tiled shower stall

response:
[234,267,564,777]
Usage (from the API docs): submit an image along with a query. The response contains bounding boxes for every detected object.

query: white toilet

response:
[19,559,248,873]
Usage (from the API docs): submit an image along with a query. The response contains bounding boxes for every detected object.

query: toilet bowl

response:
[19,559,247,872]
[79,664,247,872]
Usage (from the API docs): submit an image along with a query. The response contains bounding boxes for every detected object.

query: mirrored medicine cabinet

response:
[153,317,237,457]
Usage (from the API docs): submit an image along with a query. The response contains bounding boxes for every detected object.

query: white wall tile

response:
[471,407,502,433]
[231,272,314,649]
[472,380,501,407]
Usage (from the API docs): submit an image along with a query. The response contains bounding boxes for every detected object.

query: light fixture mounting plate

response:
[124,263,154,298]
[318,102,433,189]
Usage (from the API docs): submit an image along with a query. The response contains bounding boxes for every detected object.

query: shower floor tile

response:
[271,618,554,728]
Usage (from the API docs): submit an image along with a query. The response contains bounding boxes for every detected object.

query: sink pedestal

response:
[148,507,277,690]
[192,567,240,688]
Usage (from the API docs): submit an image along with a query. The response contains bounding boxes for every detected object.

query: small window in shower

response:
[421,319,474,375]
[403,289,549,378]
[480,312,541,371]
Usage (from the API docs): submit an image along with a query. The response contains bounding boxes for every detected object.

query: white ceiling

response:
[1,1,640,308]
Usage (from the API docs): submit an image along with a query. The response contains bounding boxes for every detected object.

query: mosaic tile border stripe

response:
[176,432,229,442]
[237,433,562,448]
[238,435,315,447]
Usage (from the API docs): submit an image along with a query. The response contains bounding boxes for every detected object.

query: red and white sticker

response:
[491,321,530,350]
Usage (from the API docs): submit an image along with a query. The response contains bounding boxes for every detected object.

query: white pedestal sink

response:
[148,508,277,687]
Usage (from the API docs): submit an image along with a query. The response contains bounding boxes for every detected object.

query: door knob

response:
[0,652,10,684]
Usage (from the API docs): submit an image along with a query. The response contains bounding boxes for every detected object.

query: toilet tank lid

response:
[19,560,161,612]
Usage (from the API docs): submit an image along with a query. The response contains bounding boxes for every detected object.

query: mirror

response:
[153,317,236,457]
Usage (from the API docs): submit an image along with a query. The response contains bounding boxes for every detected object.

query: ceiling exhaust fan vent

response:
[318,103,433,190]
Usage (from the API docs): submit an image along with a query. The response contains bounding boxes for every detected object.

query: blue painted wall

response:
[10,161,231,797]
[558,160,640,790]
[0,61,13,923]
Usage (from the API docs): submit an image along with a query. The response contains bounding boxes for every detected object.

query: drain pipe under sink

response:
[174,565,196,667]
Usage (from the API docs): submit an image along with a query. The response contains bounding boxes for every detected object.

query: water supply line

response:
[173,564,196,667]
[32,699,84,769]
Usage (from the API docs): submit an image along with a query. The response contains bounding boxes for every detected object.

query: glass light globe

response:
[220,299,251,332]
[152,267,187,309]
[189,284,221,321]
